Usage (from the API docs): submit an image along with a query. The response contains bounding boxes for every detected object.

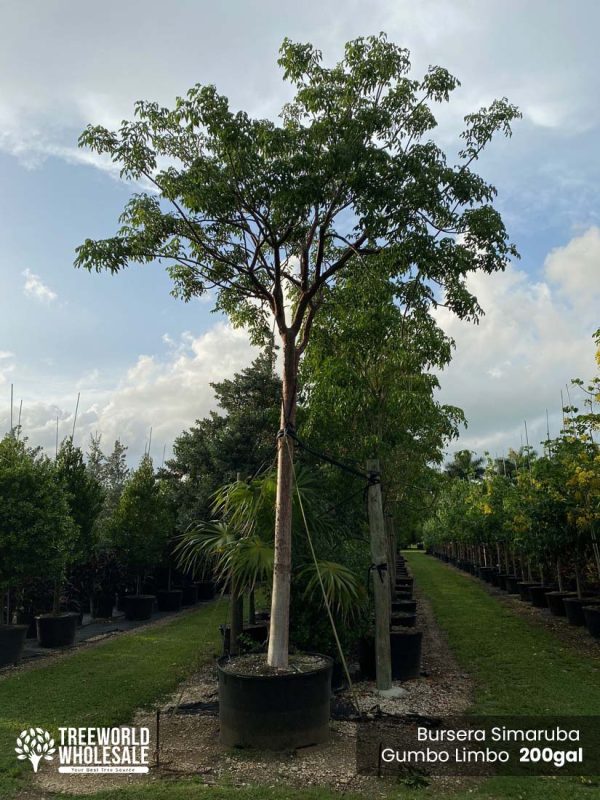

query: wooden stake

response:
[366,459,392,691]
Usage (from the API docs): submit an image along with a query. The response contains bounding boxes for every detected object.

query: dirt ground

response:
[36,587,474,797]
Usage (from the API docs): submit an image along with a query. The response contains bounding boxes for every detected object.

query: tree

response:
[0,435,75,618]
[444,450,485,481]
[109,454,170,594]
[76,34,519,666]
[163,350,281,532]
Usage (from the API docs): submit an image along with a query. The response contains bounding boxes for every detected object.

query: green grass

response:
[405,552,600,715]
[5,560,600,800]
[0,600,227,798]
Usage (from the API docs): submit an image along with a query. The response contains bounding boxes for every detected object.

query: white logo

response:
[15,728,56,773]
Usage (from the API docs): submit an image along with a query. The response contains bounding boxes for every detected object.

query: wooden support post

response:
[367,459,392,691]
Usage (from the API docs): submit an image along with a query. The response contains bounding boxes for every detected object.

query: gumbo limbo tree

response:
[76,34,519,667]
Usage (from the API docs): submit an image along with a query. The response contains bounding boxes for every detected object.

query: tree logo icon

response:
[15,728,56,772]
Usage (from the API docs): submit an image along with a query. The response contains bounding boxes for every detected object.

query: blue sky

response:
[0,0,599,464]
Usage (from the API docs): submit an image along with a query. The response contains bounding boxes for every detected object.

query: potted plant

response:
[108,454,169,621]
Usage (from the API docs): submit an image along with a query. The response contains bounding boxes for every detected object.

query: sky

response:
[0,0,598,466]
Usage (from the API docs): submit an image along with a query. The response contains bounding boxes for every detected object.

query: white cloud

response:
[22,269,57,304]
[1,322,259,464]
[433,226,599,457]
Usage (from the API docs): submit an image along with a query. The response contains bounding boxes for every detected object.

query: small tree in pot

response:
[0,435,78,652]
[109,454,169,620]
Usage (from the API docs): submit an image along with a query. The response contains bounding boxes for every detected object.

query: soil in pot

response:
[217,653,333,749]
[196,581,216,601]
[156,589,183,612]
[178,585,198,606]
[92,593,115,619]
[36,613,78,648]
[123,594,155,621]
[564,596,600,626]
[545,591,577,617]
[0,624,28,667]
[583,605,600,638]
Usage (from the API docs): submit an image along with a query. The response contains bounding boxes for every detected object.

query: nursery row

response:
[428,549,600,640]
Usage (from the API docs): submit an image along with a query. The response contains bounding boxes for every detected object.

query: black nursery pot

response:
[504,575,521,593]
[517,582,540,602]
[545,591,576,616]
[217,654,333,749]
[0,624,28,668]
[390,612,416,628]
[583,605,600,638]
[394,590,412,601]
[36,613,78,648]
[359,629,423,681]
[156,589,183,612]
[195,581,216,601]
[477,566,494,582]
[92,593,115,619]
[392,599,417,614]
[564,596,600,626]
[123,594,155,621]
[178,585,198,606]
[528,585,553,608]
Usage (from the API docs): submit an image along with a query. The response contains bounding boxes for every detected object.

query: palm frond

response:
[298,560,367,620]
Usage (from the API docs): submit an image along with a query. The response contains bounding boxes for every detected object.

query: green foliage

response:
[55,438,104,565]
[0,435,76,592]
[162,351,281,532]
[108,454,171,583]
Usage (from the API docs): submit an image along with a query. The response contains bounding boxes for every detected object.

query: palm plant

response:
[175,468,366,656]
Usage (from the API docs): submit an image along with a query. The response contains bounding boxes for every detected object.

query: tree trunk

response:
[556,558,563,591]
[230,577,244,656]
[248,589,256,625]
[267,333,297,668]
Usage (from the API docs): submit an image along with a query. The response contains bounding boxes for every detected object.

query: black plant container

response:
[564,596,600,626]
[0,624,28,667]
[583,605,600,638]
[36,613,78,648]
[392,599,417,614]
[179,586,198,606]
[217,654,333,749]
[92,593,115,619]
[390,612,416,628]
[545,591,576,617]
[529,585,554,608]
[123,594,155,621]
[156,589,183,612]
[196,581,216,601]
[359,629,422,682]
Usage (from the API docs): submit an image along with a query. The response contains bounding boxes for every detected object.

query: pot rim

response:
[35,612,79,621]
[217,652,333,681]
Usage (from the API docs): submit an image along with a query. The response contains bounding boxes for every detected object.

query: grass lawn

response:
[4,560,600,800]
[0,599,228,799]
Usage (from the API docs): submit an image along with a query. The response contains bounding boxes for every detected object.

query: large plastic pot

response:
[517,582,540,602]
[359,629,422,681]
[123,594,155,621]
[564,596,600,626]
[36,613,78,648]
[504,575,521,593]
[392,599,417,614]
[545,591,576,617]
[196,581,216,601]
[92,593,115,619]
[583,606,600,638]
[217,654,333,749]
[478,566,494,583]
[156,589,183,612]
[390,612,416,628]
[0,624,28,667]
[529,585,554,608]
[179,586,198,606]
